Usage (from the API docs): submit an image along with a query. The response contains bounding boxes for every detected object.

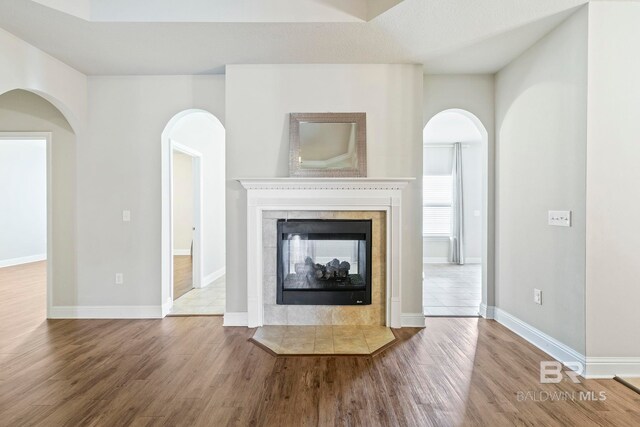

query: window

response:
[423,175,452,236]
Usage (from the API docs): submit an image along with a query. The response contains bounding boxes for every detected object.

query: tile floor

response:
[423,263,481,316]
[251,325,396,355]
[169,275,225,315]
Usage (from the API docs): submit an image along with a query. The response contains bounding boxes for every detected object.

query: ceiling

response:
[0,0,588,75]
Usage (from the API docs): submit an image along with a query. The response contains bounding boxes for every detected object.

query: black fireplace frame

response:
[276,219,372,305]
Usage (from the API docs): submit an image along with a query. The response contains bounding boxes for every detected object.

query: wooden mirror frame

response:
[289,112,367,177]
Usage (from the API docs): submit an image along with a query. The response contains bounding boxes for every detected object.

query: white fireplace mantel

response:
[237,177,414,328]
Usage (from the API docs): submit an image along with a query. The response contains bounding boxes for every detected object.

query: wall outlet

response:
[534,288,542,305]
[122,210,131,222]
[115,273,124,285]
[548,210,571,227]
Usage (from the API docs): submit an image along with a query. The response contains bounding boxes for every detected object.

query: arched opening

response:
[161,110,226,316]
[422,108,488,316]
[0,89,77,326]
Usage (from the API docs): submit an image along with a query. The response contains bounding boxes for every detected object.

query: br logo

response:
[540,361,583,384]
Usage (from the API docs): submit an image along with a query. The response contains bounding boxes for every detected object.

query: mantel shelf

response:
[237,177,415,191]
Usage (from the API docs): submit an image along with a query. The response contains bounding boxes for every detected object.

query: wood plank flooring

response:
[173,255,193,300]
[1,262,639,426]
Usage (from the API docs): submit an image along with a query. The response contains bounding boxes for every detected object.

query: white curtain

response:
[450,142,464,264]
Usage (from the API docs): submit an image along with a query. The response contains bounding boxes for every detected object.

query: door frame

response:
[0,132,52,317]
[170,140,203,302]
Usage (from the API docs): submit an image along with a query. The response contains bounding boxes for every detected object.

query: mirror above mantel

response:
[289,112,367,177]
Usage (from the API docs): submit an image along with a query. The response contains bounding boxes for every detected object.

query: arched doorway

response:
[161,110,226,316]
[422,109,489,316]
[0,89,77,323]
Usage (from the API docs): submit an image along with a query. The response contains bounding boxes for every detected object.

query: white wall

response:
[0,139,47,266]
[423,74,495,304]
[172,151,193,253]
[495,7,588,354]
[585,1,640,363]
[226,64,424,315]
[77,76,224,310]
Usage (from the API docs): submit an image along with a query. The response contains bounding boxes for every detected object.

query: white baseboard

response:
[584,357,640,379]
[49,305,163,319]
[0,253,47,268]
[173,249,191,256]
[223,312,248,326]
[199,267,225,288]
[423,257,449,264]
[492,307,585,371]
[479,303,494,319]
[401,312,427,327]
[466,257,482,264]
[482,306,640,379]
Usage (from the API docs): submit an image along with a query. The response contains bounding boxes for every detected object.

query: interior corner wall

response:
[423,74,495,305]
[0,90,77,306]
[226,64,424,315]
[79,76,224,307]
[495,7,588,354]
[585,1,640,361]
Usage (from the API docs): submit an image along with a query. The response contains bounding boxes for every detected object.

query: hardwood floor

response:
[173,255,193,300]
[1,262,639,426]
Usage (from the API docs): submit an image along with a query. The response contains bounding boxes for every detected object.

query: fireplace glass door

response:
[277,219,372,305]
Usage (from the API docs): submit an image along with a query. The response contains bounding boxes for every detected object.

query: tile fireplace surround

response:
[237,178,413,329]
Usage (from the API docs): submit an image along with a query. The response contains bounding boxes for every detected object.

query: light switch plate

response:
[548,210,571,227]
[122,210,131,222]
[115,273,124,285]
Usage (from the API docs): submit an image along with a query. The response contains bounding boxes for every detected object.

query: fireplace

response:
[277,219,372,305]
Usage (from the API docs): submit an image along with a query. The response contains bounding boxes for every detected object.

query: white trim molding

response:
[401,313,427,327]
[489,306,640,379]
[493,307,586,371]
[238,177,413,329]
[162,298,173,317]
[173,249,191,256]
[200,267,225,288]
[585,358,640,379]
[49,305,163,319]
[223,312,248,326]
[0,253,47,268]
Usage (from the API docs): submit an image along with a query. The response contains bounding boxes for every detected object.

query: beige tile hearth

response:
[251,325,396,355]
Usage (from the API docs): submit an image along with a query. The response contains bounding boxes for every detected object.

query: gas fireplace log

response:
[339,261,350,271]
[325,266,338,278]
[298,258,351,281]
